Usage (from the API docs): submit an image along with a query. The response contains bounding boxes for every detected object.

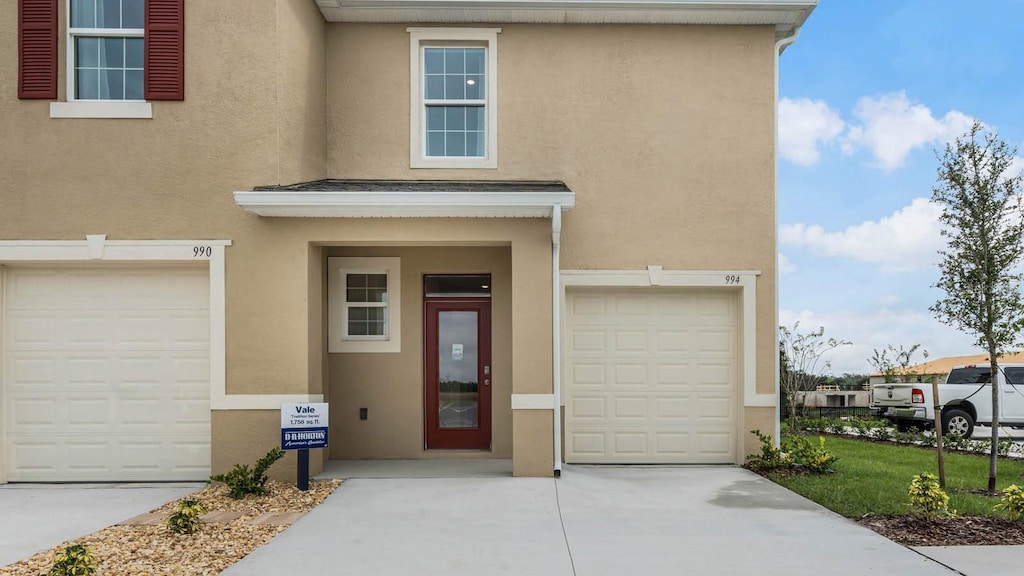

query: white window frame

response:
[51,0,152,119]
[408,27,499,169]
[328,257,401,353]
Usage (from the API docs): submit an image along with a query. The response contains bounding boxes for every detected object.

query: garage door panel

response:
[570,329,606,353]
[3,266,211,482]
[565,289,738,464]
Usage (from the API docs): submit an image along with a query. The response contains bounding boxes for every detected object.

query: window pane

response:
[347,288,366,303]
[125,70,143,99]
[125,38,144,69]
[76,37,100,68]
[445,107,465,130]
[446,132,466,157]
[101,0,121,28]
[349,307,367,321]
[99,69,124,99]
[347,274,368,289]
[365,289,386,303]
[71,0,96,28]
[445,75,465,100]
[366,307,386,322]
[426,106,445,131]
[424,48,444,74]
[367,274,388,288]
[76,68,99,99]
[444,48,464,74]
[465,49,485,74]
[100,37,124,67]
[466,132,483,157]
[348,320,368,336]
[466,107,484,131]
[425,75,445,100]
[366,321,385,336]
[465,75,483,99]
[122,0,144,28]
[427,132,445,157]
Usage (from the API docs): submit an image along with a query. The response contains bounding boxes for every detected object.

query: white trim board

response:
[511,394,555,410]
[560,268,771,408]
[233,190,575,218]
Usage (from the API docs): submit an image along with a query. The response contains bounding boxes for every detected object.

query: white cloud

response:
[879,295,901,306]
[780,198,944,271]
[780,307,978,375]
[842,91,974,170]
[778,253,796,274]
[778,98,845,166]
[1008,156,1024,180]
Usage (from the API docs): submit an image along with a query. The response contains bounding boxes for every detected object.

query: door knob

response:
[484,379,490,386]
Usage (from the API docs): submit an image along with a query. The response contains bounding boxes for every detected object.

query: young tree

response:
[930,121,1024,492]
[779,322,851,430]
[868,344,929,383]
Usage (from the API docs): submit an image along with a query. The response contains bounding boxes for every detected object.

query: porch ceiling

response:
[234,180,575,218]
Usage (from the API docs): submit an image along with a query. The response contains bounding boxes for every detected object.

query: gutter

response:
[773,25,799,446]
[552,207,563,477]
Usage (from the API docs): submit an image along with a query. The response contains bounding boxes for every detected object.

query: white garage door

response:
[565,288,738,464]
[2,266,211,481]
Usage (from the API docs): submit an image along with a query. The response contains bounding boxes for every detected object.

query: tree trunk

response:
[989,347,1000,492]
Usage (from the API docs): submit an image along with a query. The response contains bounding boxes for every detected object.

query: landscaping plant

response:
[994,484,1024,521]
[744,430,792,471]
[908,473,953,519]
[41,544,96,576]
[785,435,838,474]
[210,446,285,499]
[167,498,208,535]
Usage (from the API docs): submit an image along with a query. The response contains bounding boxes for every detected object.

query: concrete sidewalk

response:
[224,466,959,576]
[914,545,1024,575]
[0,483,200,567]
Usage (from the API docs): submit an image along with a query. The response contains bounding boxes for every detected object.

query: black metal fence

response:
[798,406,874,419]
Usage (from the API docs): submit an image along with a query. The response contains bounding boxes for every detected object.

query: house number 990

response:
[193,246,213,258]
[724,275,741,285]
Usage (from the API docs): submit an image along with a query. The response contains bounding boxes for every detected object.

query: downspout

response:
[773,26,799,445]
[552,207,563,477]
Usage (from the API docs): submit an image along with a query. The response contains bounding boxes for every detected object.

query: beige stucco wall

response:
[2,11,777,476]
[325,246,513,459]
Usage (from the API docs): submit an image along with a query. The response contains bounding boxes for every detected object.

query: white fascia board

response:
[233,190,576,218]
[316,0,815,33]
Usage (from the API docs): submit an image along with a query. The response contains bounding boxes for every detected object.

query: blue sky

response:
[778,0,1024,374]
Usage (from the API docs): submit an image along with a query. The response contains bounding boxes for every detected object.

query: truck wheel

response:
[942,408,974,438]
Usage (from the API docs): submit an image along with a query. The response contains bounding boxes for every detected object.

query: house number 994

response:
[724,275,741,285]
[193,246,213,258]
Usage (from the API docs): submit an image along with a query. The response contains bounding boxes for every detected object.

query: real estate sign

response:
[280,403,329,450]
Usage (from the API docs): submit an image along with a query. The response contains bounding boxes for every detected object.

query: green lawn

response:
[765,436,1024,517]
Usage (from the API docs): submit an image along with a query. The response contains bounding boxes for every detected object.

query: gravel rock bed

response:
[0,479,341,576]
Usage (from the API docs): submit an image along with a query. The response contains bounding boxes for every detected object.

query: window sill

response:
[411,157,497,169]
[50,101,153,119]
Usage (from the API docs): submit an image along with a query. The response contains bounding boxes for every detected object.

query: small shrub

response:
[745,430,792,471]
[850,419,870,438]
[826,420,846,436]
[870,427,892,442]
[210,447,285,499]
[998,438,1016,457]
[995,485,1024,521]
[167,498,208,535]
[917,430,937,448]
[909,473,952,519]
[784,435,838,474]
[42,544,96,576]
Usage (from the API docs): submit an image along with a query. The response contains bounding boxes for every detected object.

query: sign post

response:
[281,403,329,491]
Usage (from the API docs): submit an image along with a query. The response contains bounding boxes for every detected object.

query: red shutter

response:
[18,0,58,100]
[145,0,185,100]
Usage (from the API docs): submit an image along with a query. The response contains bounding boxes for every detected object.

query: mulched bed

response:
[857,514,1024,546]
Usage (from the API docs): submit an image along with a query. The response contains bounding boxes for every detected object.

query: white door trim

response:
[560,269,769,409]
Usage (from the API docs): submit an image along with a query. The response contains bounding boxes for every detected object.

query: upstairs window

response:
[408,28,499,169]
[69,0,145,101]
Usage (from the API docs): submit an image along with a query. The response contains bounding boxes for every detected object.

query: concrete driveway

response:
[224,466,958,576]
[0,483,200,567]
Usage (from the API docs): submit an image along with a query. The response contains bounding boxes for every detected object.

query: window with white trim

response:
[328,257,401,353]
[69,0,144,101]
[408,28,499,169]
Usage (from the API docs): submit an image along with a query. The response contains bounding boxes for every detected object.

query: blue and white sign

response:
[281,403,329,450]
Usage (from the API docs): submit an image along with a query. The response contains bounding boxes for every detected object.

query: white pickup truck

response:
[871,364,1024,437]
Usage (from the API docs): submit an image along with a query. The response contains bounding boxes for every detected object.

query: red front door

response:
[425,299,491,450]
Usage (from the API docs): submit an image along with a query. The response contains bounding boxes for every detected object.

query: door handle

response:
[484,379,490,386]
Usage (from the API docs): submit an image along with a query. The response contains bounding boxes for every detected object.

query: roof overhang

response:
[234,181,575,218]
[314,0,817,40]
